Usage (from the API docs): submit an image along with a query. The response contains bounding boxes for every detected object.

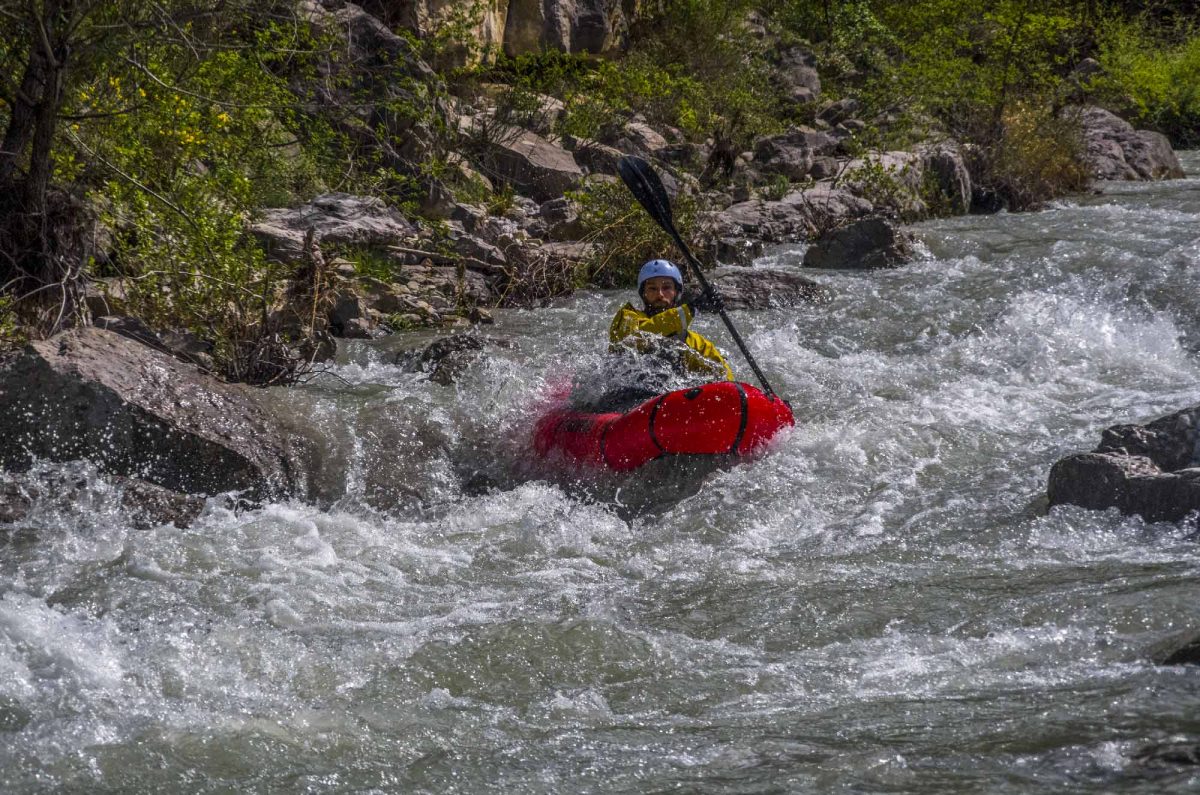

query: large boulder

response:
[504,0,634,56]
[1048,404,1200,522]
[705,186,874,265]
[708,268,833,309]
[0,328,309,498]
[802,218,915,270]
[918,141,972,215]
[470,123,583,201]
[1076,106,1185,181]
[250,193,419,262]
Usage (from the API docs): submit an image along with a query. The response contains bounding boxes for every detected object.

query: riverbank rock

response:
[1047,404,1200,522]
[752,127,839,181]
[1076,106,1185,181]
[708,268,833,309]
[802,218,915,270]
[0,328,309,499]
[705,186,874,265]
[468,122,583,201]
[250,193,420,262]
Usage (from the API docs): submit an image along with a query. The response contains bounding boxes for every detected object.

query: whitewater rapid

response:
[2,154,1199,793]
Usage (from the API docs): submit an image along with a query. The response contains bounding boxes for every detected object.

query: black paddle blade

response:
[618,155,674,231]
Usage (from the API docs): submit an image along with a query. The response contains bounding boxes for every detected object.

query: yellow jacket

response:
[609,302,734,381]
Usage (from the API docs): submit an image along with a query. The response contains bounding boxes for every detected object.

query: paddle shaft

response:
[661,224,779,400]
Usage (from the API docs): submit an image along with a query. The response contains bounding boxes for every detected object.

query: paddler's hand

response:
[685,286,725,314]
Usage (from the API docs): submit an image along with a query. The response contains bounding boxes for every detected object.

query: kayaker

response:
[609,259,734,381]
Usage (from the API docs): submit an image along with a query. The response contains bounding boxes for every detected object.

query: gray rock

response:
[0,466,205,530]
[539,196,583,239]
[618,120,669,157]
[802,218,915,270]
[918,141,972,214]
[504,0,632,56]
[0,327,308,498]
[1048,404,1200,522]
[567,137,624,175]
[776,45,821,105]
[472,124,583,201]
[704,186,874,265]
[1158,633,1200,666]
[250,193,418,262]
[817,98,861,126]
[1132,741,1200,768]
[708,268,833,309]
[396,333,515,385]
[1076,106,1185,181]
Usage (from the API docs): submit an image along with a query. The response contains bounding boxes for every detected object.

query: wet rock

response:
[117,477,206,529]
[1048,404,1200,522]
[0,327,308,498]
[704,186,874,265]
[1132,741,1200,768]
[94,316,216,371]
[396,333,515,386]
[1157,633,1200,666]
[803,218,916,270]
[708,268,833,310]
[250,193,419,263]
[1076,106,1185,181]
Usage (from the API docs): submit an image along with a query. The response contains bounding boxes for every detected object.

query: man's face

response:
[642,276,678,311]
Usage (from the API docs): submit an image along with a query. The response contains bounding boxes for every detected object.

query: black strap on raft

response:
[618,155,782,401]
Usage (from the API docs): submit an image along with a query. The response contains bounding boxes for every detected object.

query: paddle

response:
[617,154,780,400]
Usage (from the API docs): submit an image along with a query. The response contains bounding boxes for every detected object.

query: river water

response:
[3,155,1200,793]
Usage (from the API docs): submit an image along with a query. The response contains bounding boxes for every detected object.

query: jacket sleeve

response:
[685,332,735,381]
[609,304,693,346]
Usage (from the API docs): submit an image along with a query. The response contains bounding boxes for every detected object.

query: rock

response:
[396,333,515,386]
[709,268,833,310]
[504,0,633,56]
[567,137,624,175]
[752,128,829,181]
[817,98,861,126]
[775,45,821,105]
[250,193,419,262]
[472,124,583,201]
[1047,404,1200,522]
[539,196,583,239]
[841,151,927,218]
[0,327,307,498]
[94,316,216,371]
[618,120,669,157]
[704,186,874,265]
[1076,106,1185,181]
[0,466,205,529]
[802,218,915,270]
[918,141,972,214]
[1157,633,1200,666]
[1132,741,1200,768]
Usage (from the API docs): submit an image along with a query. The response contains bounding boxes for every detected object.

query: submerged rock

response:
[1132,741,1200,768]
[708,268,833,309]
[397,333,515,385]
[1048,404,1200,522]
[803,218,915,270]
[1157,633,1200,666]
[0,327,309,498]
[0,466,204,530]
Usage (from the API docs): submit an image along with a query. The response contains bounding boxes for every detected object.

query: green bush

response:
[1093,16,1200,146]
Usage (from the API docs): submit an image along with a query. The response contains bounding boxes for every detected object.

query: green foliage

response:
[0,294,25,352]
[1092,15,1200,145]
[570,179,700,288]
